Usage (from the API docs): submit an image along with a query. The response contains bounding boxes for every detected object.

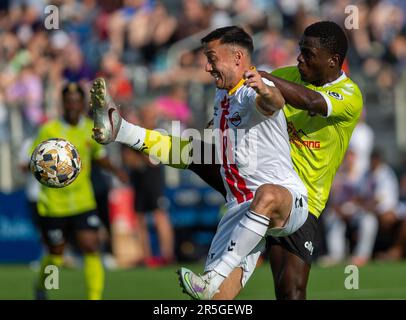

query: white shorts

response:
[204,187,308,287]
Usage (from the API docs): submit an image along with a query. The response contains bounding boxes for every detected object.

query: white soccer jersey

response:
[212,78,307,205]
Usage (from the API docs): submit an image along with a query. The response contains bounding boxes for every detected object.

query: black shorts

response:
[266,212,318,265]
[130,165,165,213]
[36,210,101,246]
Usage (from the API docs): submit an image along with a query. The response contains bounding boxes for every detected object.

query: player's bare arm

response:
[258,71,328,116]
[244,69,285,115]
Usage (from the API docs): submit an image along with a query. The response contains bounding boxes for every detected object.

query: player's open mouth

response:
[211,72,221,81]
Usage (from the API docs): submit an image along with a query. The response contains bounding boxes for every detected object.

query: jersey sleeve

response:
[319,85,363,123]
[244,78,278,117]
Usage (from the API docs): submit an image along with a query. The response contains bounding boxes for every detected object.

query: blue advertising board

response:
[0,190,42,263]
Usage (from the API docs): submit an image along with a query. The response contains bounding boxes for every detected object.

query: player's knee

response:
[251,184,281,218]
[276,284,307,300]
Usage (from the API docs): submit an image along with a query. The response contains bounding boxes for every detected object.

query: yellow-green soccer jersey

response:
[31,117,106,217]
[272,66,363,218]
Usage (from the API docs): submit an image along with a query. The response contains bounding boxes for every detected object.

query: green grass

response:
[0,261,405,300]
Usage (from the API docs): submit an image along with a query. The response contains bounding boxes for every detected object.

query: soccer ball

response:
[30,138,81,188]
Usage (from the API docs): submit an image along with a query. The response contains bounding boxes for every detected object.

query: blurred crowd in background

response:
[0,0,406,267]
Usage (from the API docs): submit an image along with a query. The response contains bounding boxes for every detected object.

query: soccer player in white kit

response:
[177,26,308,300]
[90,26,308,300]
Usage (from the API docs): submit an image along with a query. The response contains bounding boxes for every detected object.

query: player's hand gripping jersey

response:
[212,78,307,205]
[271,66,363,218]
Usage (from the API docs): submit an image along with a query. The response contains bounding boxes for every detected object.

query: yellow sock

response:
[38,254,63,290]
[84,253,104,300]
[143,130,192,169]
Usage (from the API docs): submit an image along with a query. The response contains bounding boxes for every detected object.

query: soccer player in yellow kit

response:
[31,83,127,300]
[254,21,363,299]
[90,21,362,299]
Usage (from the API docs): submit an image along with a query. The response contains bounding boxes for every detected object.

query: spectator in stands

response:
[348,112,375,183]
[322,149,379,266]
[63,43,94,83]
[127,1,177,64]
[359,149,399,232]
[173,0,210,41]
[5,64,44,134]
[347,148,406,264]
[152,84,192,126]
[149,49,212,88]
[377,171,406,260]
[108,0,156,61]
[96,52,134,104]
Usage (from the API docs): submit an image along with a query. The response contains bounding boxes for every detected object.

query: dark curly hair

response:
[304,21,348,66]
[62,82,85,100]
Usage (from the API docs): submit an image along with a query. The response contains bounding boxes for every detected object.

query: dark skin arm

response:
[258,71,328,116]
[188,139,227,199]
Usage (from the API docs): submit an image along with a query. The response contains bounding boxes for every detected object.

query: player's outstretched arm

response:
[244,68,285,116]
[258,70,328,116]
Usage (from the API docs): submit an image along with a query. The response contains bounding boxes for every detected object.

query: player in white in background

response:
[89,26,308,300]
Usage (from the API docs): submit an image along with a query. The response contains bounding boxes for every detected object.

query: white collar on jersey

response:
[322,71,347,88]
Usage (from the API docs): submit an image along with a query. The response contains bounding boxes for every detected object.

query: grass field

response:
[0,261,405,300]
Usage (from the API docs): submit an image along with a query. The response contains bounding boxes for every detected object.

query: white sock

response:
[214,210,270,278]
[203,270,225,296]
[115,119,146,150]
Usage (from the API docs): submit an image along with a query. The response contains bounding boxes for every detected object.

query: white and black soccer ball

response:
[30,138,81,188]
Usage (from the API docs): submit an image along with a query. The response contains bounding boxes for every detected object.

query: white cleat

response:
[177,267,219,300]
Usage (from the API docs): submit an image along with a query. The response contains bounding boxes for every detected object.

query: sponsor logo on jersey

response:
[229,112,241,127]
[287,121,321,149]
[327,91,343,100]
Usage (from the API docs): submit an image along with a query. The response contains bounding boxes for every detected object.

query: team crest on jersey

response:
[327,91,343,100]
[229,112,241,126]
